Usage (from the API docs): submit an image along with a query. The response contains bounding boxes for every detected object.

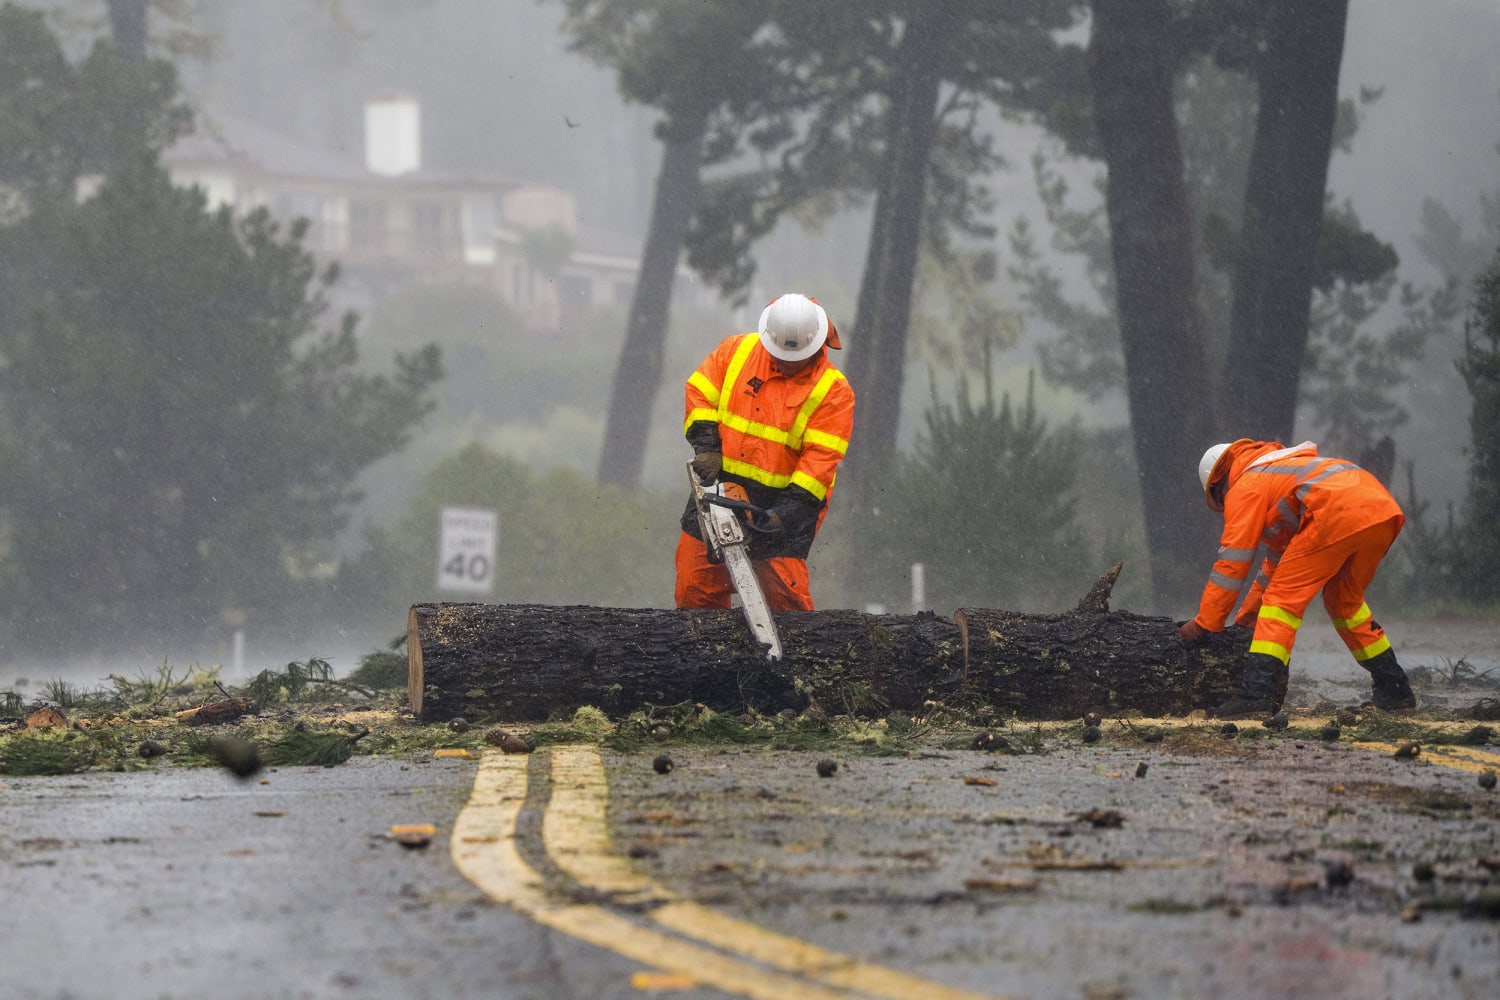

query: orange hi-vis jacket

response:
[1194,440,1404,634]
[681,333,854,559]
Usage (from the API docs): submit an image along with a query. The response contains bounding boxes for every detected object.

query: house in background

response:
[163,94,674,331]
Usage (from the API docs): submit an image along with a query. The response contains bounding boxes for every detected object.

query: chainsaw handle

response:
[699,493,776,533]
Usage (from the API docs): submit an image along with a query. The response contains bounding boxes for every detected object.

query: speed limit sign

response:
[437,506,498,594]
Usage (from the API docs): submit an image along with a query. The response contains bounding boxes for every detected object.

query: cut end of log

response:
[1074,562,1123,615]
[408,605,424,717]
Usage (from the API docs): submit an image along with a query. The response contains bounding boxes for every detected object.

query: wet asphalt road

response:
[3,730,1498,1000]
[0,755,737,1000]
[4,614,1500,1000]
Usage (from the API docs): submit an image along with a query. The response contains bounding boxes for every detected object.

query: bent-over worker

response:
[675,293,855,611]
[1179,438,1416,718]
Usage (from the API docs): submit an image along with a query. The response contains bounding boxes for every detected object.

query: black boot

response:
[1363,649,1416,711]
[1215,652,1288,720]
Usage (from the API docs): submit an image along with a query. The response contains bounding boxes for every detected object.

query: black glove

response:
[759,510,785,539]
[691,451,722,484]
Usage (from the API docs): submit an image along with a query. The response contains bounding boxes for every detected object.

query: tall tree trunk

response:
[1088,0,1217,609]
[108,0,149,60]
[1221,0,1350,443]
[839,5,952,599]
[596,113,708,490]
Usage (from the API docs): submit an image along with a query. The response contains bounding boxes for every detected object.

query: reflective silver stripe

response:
[1247,461,1320,476]
[1218,546,1256,561]
[1295,462,1359,501]
[1209,569,1245,590]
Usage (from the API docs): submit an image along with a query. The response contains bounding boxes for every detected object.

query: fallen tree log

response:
[407,564,1254,723]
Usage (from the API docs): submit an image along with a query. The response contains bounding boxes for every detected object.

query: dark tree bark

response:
[407,566,1250,722]
[408,603,967,722]
[838,2,954,595]
[1221,0,1351,443]
[1087,0,1218,607]
[596,113,708,490]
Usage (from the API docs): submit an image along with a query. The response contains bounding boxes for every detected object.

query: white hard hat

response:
[758,293,840,362]
[1198,440,1249,510]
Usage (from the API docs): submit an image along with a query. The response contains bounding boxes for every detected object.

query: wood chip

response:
[962,775,998,787]
[25,706,68,730]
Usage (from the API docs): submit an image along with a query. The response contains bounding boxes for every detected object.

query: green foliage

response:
[240,657,377,705]
[0,3,192,214]
[865,365,1089,613]
[1015,54,1426,452]
[0,13,443,657]
[262,726,368,768]
[0,730,98,776]
[1456,248,1500,598]
[345,649,408,691]
[41,679,83,709]
[1300,206,1452,459]
[105,660,221,712]
[345,442,673,611]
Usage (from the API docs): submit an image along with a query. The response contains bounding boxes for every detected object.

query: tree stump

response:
[407,565,1249,722]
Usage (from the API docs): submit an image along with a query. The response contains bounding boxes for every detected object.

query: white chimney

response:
[365,94,421,176]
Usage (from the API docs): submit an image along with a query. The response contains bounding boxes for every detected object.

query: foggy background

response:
[2,0,1497,689]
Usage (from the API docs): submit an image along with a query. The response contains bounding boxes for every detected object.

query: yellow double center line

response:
[1351,741,1500,775]
[451,747,1001,1000]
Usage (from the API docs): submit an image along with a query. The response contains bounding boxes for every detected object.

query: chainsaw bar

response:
[688,463,784,661]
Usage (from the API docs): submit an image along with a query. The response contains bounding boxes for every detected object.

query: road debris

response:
[208,737,261,779]
[484,729,535,754]
[389,824,435,849]
[25,706,67,730]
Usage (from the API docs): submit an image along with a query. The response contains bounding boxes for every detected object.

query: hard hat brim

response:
[759,296,829,361]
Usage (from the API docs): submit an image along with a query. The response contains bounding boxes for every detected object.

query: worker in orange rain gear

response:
[675,293,855,611]
[1179,438,1417,719]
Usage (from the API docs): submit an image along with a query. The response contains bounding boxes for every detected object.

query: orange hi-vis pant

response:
[1246,516,1402,666]
[673,532,814,611]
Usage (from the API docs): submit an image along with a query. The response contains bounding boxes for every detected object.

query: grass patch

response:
[0,730,98,775]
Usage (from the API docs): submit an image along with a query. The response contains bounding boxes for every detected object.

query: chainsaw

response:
[687,462,784,661]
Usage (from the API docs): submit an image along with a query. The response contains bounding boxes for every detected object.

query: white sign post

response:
[437,506,498,594]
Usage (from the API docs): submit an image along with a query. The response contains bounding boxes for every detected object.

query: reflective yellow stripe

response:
[1351,635,1391,661]
[790,470,828,501]
[1257,605,1303,630]
[683,407,719,434]
[787,370,846,449]
[802,426,849,455]
[688,370,720,405]
[1249,639,1291,664]
[1330,602,1372,631]
[722,456,792,490]
[720,409,792,445]
[717,334,760,423]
